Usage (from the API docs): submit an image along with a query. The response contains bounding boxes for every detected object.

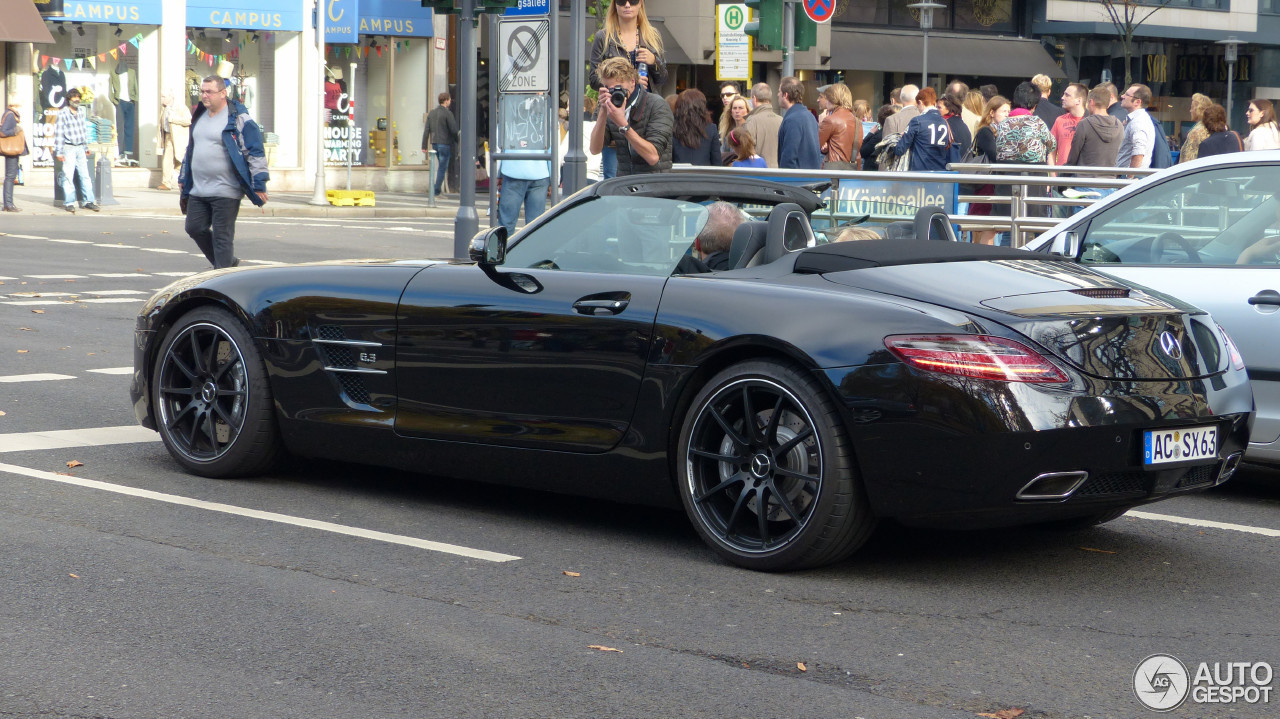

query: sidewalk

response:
[6,183,491,219]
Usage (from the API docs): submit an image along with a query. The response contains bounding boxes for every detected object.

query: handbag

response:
[0,112,24,156]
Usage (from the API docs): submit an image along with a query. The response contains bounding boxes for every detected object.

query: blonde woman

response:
[970,95,1011,245]
[1178,92,1213,163]
[718,93,749,156]
[818,83,860,170]
[963,90,985,136]
[1244,99,1280,151]
[588,0,666,91]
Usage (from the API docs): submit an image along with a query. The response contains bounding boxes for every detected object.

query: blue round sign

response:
[803,0,835,23]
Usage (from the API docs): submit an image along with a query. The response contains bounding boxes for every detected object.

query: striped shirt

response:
[55,105,88,153]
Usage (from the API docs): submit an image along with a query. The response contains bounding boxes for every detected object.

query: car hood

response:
[822,258,1229,380]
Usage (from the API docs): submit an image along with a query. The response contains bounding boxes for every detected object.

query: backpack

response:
[1149,116,1174,169]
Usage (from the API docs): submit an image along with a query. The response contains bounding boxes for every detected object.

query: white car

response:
[1029,151,1280,466]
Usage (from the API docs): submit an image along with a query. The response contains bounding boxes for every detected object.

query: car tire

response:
[676,359,875,571]
[152,306,281,478]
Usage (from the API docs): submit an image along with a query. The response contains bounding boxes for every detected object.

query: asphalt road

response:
[1,213,1278,719]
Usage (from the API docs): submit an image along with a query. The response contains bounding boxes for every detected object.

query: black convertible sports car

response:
[131,175,1254,570]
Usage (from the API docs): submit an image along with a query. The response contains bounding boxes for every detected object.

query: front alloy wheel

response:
[677,360,874,570]
[153,307,280,477]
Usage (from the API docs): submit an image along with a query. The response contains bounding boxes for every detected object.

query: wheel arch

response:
[143,292,260,407]
[663,337,845,489]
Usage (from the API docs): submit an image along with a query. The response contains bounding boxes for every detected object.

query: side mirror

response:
[1054,231,1082,258]
[469,226,508,266]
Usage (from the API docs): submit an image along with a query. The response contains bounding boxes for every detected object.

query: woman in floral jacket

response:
[995,82,1055,165]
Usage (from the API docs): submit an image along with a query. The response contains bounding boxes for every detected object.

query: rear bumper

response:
[822,363,1255,526]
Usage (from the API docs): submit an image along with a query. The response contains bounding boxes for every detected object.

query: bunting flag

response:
[41,56,50,68]
[129,36,141,49]
[376,46,382,58]
[64,58,73,70]
[87,57,95,70]
[110,49,118,60]
[75,59,83,70]
[117,43,127,55]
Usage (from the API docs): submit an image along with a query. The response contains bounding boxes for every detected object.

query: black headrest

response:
[728,221,769,269]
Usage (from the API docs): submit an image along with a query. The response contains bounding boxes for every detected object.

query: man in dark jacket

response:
[589,57,673,176]
[422,92,458,195]
[777,77,822,169]
[178,75,269,269]
[1100,82,1129,124]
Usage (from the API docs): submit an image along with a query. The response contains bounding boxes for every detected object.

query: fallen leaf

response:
[161,230,170,234]
[1079,547,1117,554]
[977,710,1024,719]
[0,410,6,416]
[66,460,84,468]
[87,352,95,356]
[19,327,33,331]
[563,571,581,577]
[16,350,28,353]
[69,573,79,579]
[31,309,44,314]
[101,231,112,235]
[797,662,807,672]
[587,645,623,653]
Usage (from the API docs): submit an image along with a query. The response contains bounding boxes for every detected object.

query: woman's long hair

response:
[604,0,663,57]
[674,89,712,150]
[1249,98,1276,128]
[718,94,748,143]
[977,95,1009,134]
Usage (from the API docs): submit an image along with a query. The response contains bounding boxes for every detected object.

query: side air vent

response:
[317,324,346,340]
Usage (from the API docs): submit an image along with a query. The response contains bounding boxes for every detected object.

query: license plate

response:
[1144,425,1218,466]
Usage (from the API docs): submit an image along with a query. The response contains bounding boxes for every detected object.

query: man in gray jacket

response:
[422,92,458,196]
[741,83,784,168]
[882,84,921,137]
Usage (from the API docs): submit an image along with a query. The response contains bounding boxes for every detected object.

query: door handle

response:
[573,297,630,315]
[1248,290,1280,307]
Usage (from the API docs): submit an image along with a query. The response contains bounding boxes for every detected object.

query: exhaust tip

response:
[1216,452,1243,485]
[1017,471,1090,501]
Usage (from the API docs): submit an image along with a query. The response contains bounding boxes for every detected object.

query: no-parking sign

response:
[802,0,835,23]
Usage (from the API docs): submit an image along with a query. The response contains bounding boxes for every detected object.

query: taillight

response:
[1218,324,1245,371]
[884,334,1070,383]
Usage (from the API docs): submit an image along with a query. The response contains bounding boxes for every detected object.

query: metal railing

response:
[668,164,1162,246]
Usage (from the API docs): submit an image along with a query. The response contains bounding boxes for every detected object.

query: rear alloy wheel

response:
[152,306,280,478]
[677,360,874,570]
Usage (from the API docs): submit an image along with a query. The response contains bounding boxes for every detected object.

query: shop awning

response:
[557,18,691,67]
[1,3,54,44]
[831,29,1065,79]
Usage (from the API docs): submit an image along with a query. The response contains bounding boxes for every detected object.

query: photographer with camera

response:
[589,57,673,177]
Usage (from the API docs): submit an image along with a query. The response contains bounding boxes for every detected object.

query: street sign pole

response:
[308,0,327,206]
[563,0,586,195]
[454,0,480,258]
[782,0,795,78]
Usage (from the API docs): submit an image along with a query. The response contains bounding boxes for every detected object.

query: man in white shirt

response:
[1116,84,1155,169]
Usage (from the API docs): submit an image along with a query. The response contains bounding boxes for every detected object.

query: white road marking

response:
[79,297,145,304]
[8,292,76,297]
[4,234,49,240]
[244,259,284,265]
[83,289,147,296]
[91,273,151,278]
[48,239,91,244]
[26,274,87,279]
[93,244,140,249]
[0,425,157,452]
[87,367,133,375]
[0,276,16,280]
[1127,510,1280,538]
[139,248,189,254]
[0,373,77,384]
[0,461,522,562]
[154,271,198,277]
[3,300,74,306]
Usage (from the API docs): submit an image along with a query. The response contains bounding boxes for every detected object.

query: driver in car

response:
[1237,196,1280,264]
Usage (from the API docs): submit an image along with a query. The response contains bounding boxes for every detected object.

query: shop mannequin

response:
[40,65,67,111]
[110,59,139,162]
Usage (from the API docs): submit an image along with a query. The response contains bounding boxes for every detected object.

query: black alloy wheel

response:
[677,359,874,571]
[152,306,281,478]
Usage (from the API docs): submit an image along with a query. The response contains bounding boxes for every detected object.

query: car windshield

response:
[1079,166,1280,266]
[504,196,709,277]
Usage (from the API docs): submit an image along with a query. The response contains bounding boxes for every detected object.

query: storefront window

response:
[185,30,278,131]
[32,22,152,168]
[834,0,1017,33]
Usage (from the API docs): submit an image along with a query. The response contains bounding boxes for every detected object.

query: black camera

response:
[609,85,628,108]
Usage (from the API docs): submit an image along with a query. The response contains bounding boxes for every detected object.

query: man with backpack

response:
[178,74,270,269]
[1116,83,1172,170]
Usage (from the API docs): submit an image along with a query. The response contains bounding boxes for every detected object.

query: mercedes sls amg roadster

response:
[131,175,1254,570]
